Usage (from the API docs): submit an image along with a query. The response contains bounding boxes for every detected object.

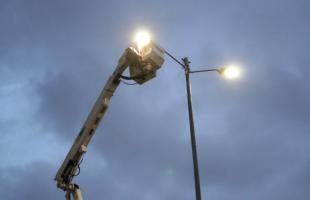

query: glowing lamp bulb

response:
[134,30,151,52]
[220,66,242,79]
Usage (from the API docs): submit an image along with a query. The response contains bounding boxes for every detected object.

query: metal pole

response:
[182,57,202,200]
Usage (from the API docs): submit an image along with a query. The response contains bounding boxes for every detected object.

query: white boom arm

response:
[55,49,137,200]
[55,42,165,200]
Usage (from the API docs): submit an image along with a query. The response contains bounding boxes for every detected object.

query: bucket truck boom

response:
[54,44,165,200]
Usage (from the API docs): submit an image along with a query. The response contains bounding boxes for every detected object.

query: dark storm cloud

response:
[0,162,63,200]
[1,0,310,200]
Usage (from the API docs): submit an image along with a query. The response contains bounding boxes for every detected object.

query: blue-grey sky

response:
[1,0,310,199]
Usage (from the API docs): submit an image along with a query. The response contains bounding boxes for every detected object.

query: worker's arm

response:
[55,49,136,190]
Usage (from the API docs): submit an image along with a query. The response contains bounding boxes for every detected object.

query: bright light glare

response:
[134,30,151,52]
[221,66,242,79]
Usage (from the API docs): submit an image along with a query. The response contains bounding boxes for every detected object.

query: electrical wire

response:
[73,158,84,177]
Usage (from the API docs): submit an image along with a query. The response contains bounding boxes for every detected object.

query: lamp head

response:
[219,65,242,80]
[128,29,165,84]
[134,30,152,52]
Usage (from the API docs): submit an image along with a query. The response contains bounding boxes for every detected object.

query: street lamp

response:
[171,59,241,200]
[130,30,242,200]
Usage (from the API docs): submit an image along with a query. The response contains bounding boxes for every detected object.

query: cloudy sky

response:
[1,0,309,199]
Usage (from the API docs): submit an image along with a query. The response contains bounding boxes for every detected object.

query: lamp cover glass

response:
[134,30,151,52]
[221,66,242,79]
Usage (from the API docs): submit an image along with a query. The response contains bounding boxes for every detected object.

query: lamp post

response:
[162,54,217,200]
[183,57,202,200]
[162,49,241,200]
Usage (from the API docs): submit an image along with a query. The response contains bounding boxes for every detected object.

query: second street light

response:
[163,55,241,200]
